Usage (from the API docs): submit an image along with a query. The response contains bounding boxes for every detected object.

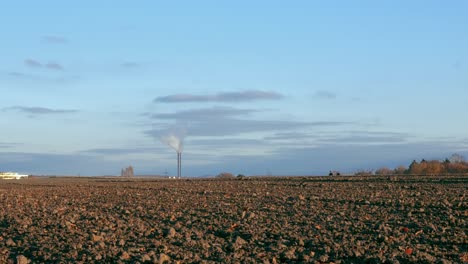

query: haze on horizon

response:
[1,1,467,176]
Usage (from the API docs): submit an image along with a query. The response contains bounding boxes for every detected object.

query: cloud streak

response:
[314,90,337,99]
[8,72,35,79]
[25,59,42,68]
[264,132,315,140]
[3,106,78,115]
[316,131,409,145]
[42,35,68,44]
[261,131,414,151]
[154,90,284,103]
[81,147,166,155]
[24,59,64,71]
[146,106,348,137]
[45,62,64,70]
[0,152,120,176]
[150,106,258,120]
[0,142,20,149]
[121,62,140,68]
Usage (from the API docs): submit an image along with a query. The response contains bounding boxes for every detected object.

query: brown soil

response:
[0,176,466,263]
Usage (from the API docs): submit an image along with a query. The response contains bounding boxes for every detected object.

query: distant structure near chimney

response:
[121,166,134,177]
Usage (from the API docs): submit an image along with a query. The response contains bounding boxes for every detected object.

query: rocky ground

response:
[0,175,466,263]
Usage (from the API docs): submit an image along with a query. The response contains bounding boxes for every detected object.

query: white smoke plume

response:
[160,134,184,153]
[159,125,186,153]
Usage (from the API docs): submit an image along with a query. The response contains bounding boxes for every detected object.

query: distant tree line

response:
[370,153,468,176]
[121,166,134,177]
[216,172,235,179]
[216,172,248,179]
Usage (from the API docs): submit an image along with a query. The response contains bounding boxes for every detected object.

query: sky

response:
[1,1,467,176]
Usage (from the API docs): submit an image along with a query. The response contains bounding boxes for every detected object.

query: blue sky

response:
[1,1,467,176]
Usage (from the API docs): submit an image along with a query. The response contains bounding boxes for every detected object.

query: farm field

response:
[0,176,466,263]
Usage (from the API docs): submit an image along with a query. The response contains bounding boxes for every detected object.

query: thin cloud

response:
[24,59,64,71]
[318,135,407,144]
[24,59,42,68]
[189,138,267,147]
[45,62,64,71]
[147,119,346,137]
[265,131,410,145]
[145,105,349,137]
[186,138,274,155]
[452,60,462,70]
[314,90,337,99]
[0,152,121,176]
[319,131,410,145]
[0,142,20,149]
[121,62,140,68]
[81,147,165,155]
[7,72,78,83]
[150,106,258,120]
[8,72,34,79]
[3,106,78,115]
[154,90,284,103]
[42,35,68,44]
[264,132,314,140]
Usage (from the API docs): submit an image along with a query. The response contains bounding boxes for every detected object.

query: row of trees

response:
[373,153,468,175]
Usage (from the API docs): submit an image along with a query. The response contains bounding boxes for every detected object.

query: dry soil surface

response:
[0,176,466,263]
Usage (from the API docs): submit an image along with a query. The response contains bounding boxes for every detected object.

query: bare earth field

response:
[0,176,466,263]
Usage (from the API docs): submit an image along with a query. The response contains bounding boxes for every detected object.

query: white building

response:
[0,172,29,180]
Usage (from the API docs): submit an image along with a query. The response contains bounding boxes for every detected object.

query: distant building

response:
[121,166,134,177]
[0,172,29,180]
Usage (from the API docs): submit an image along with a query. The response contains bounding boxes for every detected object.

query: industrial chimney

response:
[177,151,181,178]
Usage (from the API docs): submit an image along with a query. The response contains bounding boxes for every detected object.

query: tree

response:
[394,165,407,175]
[375,167,393,175]
[449,153,465,163]
[354,169,373,176]
[216,172,234,179]
[419,160,429,175]
[408,160,422,175]
[426,160,443,175]
[448,161,468,173]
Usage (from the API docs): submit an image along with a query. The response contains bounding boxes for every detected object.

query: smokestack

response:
[177,152,182,178]
[159,126,186,179]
